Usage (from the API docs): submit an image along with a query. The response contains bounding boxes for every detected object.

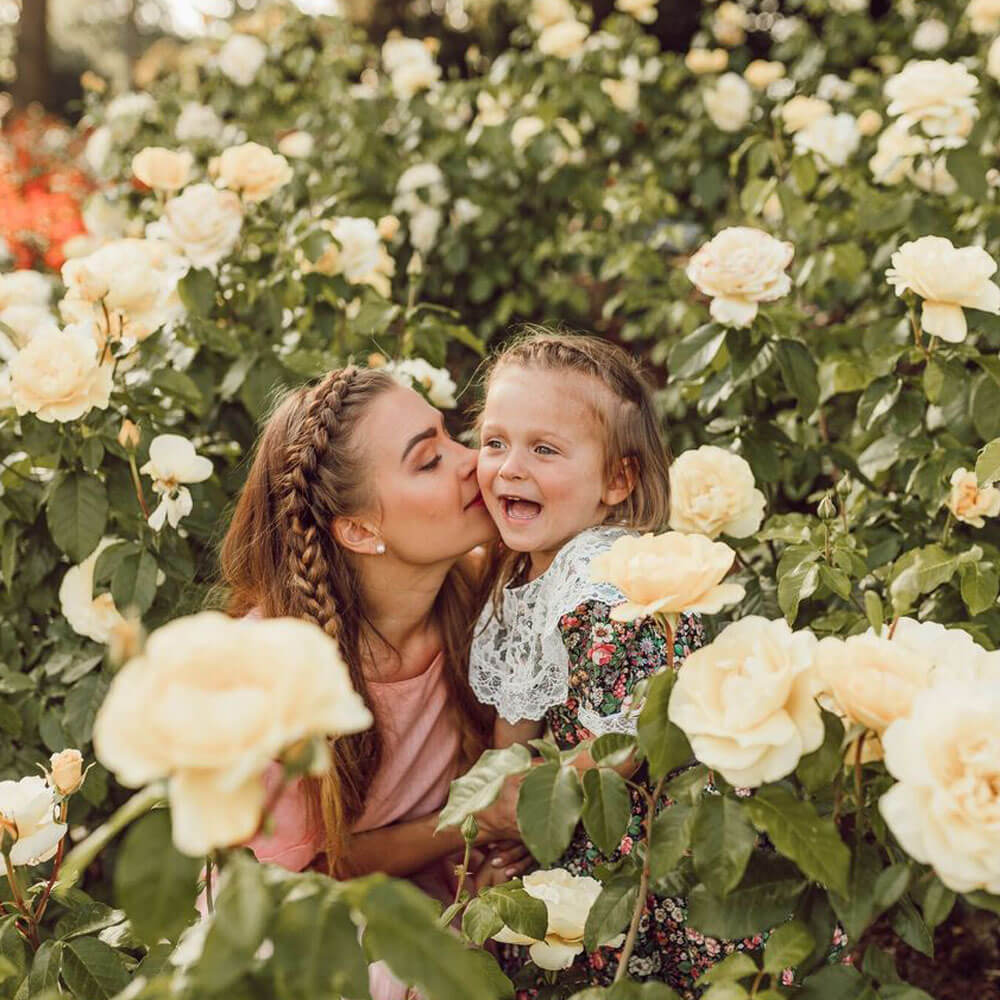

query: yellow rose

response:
[615,0,657,24]
[669,446,766,539]
[589,530,743,623]
[685,48,727,75]
[856,108,883,136]
[92,611,373,856]
[946,467,1000,527]
[713,1,747,46]
[780,95,833,134]
[48,749,84,796]
[58,537,126,643]
[214,142,293,203]
[131,147,194,192]
[147,183,244,273]
[537,19,589,58]
[744,59,785,90]
[600,78,640,113]
[669,617,823,787]
[967,0,1000,35]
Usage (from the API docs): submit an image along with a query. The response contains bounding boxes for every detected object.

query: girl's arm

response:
[494,717,543,748]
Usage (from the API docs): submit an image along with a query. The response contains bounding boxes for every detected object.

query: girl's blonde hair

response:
[220,366,491,871]
[479,328,672,599]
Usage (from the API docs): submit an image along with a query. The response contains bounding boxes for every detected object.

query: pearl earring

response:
[375,542,386,555]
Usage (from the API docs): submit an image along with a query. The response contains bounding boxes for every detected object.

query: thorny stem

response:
[853,731,867,840]
[450,836,474,911]
[887,615,900,640]
[128,454,151,520]
[32,801,68,925]
[908,299,930,360]
[3,852,38,949]
[613,774,666,983]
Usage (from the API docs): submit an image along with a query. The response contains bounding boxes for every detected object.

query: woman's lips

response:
[464,491,486,510]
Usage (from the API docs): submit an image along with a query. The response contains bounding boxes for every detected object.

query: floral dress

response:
[497,602,780,998]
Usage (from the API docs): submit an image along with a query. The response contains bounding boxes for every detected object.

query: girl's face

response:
[360,385,496,564]
[478,366,618,578]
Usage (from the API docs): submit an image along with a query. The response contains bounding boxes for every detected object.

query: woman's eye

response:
[419,455,442,471]
[484,439,504,450]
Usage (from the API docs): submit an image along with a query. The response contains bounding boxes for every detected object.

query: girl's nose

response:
[498,450,526,481]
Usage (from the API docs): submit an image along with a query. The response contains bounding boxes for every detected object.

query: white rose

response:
[871,617,1000,685]
[214,142,293,203]
[744,59,785,90]
[669,446,766,539]
[816,73,856,103]
[793,113,860,170]
[856,109,883,136]
[703,73,753,133]
[0,306,59,358]
[492,870,625,970]
[538,19,589,58]
[0,775,67,866]
[912,18,949,52]
[92,611,374,856]
[830,0,867,10]
[395,163,448,207]
[529,0,577,30]
[685,48,728,75]
[988,36,1000,82]
[131,147,194,192]
[105,92,155,143]
[218,33,268,86]
[780,95,833,134]
[9,322,113,423]
[61,239,188,343]
[669,617,823,787]
[946,467,1000,527]
[175,102,224,143]
[140,434,213,533]
[451,198,482,226]
[382,37,441,99]
[408,206,442,254]
[511,116,546,150]
[82,195,129,240]
[816,633,932,736]
[885,236,1000,343]
[879,681,1000,893]
[601,78,639,113]
[0,270,51,309]
[277,131,314,159]
[884,60,978,141]
[147,183,243,273]
[967,0,1000,34]
[589,530,744,624]
[84,126,112,175]
[383,357,457,409]
[59,537,126,643]
[713,1,747,46]
[615,0,657,24]
[327,217,382,282]
[869,121,927,185]
[909,156,958,195]
[686,226,794,327]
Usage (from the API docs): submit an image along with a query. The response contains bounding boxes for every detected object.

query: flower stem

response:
[33,801,69,925]
[853,731,867,839]
[941,510,954,547]
[128,454,151,519]
[204,854,215,915]
[450,836,473,911]
[3,852,38,949]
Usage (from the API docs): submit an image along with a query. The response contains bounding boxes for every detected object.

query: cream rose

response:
[946,467,1000,527]
[9,322,113,423]
[912,18,949,52]
[615,0,657,24]
[92,611,374,856]
[214,142,293,203]
[989,36,1000,83]
[589,530,744,624]
[780,96,833,134]
[316,216,383,281]
[685,49,728,75]
[744,59,785,90]
[686,226,793,327]
[703,73,753,133]
[511,116,546,150]
[59,537,126,643]
[147,183,243,273]
[277,130,314,159]
[869,121,927,186]
[601,78,639,113]
[538,19,589,58]
[48,749,84,796]
[879,681,1000,893]
[383,357,457,409]
[885,236,1000,343]
[529,0,577,31]
[713,1,747,46]
[492,870,625,970]
[669,617,823,787]
[816,633,932,737]
[884,60,978,141]
[218,33,268,86]
[0,775,67,866]
[175,102,224,143]
[61,239,188,343]
[131,147,194,192]
[141,434,214,533]
[793,112,860,170]
[382,37,441,99]
[669,446,766,539]
[856,109,883,137]
[0,306,60,357]
[968,0,1000,34]
[872,617,1000,685]
[0,270,51,309]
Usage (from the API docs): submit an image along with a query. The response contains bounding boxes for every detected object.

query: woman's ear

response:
[602,456,638,508]
[332,516,383,556]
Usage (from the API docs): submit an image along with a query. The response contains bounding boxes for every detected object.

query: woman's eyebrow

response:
[401,427,437,462]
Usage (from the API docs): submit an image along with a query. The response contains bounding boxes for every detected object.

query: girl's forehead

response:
[483,365,612,433]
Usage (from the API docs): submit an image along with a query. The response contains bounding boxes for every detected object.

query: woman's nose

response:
[456,442,478,478]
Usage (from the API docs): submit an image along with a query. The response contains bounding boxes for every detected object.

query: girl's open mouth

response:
[501,496,542,520]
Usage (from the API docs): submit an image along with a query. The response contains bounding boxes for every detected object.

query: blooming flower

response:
[140,434,214,532]
[59,537,127,643]
[884,60,978,143]
[131,147,194,192]
[383,357,457,409]
[703,73,752,132]
[946,467,1000,527]
[669,446,766,539]
[218,33,268,86]
[0,776,67,867]
[147,183,243,273]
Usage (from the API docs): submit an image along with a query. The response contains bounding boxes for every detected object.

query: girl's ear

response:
[602,456,638,507]
[332,516,383,556]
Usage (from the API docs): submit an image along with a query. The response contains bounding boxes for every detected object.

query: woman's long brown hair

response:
[219,366,491,871]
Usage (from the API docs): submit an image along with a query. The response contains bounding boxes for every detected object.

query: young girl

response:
[469,332,766,994]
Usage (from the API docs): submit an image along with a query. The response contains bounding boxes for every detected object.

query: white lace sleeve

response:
[469,527,632,725]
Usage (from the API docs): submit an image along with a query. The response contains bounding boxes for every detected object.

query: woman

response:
[219,366,526,994]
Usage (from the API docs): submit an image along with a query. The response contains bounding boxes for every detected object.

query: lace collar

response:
[470,526,632,725]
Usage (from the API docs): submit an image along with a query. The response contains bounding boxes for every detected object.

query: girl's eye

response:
[419,455,442,471]
[535,445,557,456]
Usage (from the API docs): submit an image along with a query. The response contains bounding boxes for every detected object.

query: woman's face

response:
[358,384,496,564]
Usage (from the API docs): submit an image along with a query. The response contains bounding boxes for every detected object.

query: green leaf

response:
[946,145,988,201]
[795,711,845,793]
[516,763,583,866]
[668,323,727,380]
[920,877,955,931]
[178,268,217,316]
[776,548,820,624]
[762,919,815,973]
[889,544,980,615]
[46,473,108,563]
[829,842,881,940]
[692,796,756,897]
[64,672,110,745]
[582,871,639,952]
[60,938,130,1000]
[963,890,1000,915]
[26,940,62,995]
[581,769,631,856]
[797,965,869,1000]
[976,437,1000,486]
[698,951,758,985]
[271,887,368,1000]
[637,669,693,780]
[879,986,936,1000]
[480,884,548,941]
[462,897,504,945]
[702,985,750,1000]
[570,984,682,1000]
[775,340,819,416]
[890,896,933,958]
[591,733,636,767]
[857,376,901,431]
[113,810,201,946]
[864,591,884,633]
[649,800,696,883]
[959,561,999,617]
[437,745,532,830]
[0,916,27,994]
[110,548,160,615]
[54,902,122,940]
[745,786,850,897]
[873,863,911,913]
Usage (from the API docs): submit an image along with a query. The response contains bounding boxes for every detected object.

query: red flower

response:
[589,643,615,666]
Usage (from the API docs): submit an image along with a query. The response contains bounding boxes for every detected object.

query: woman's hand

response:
[470,840,535,890]
[474,774,523,842]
